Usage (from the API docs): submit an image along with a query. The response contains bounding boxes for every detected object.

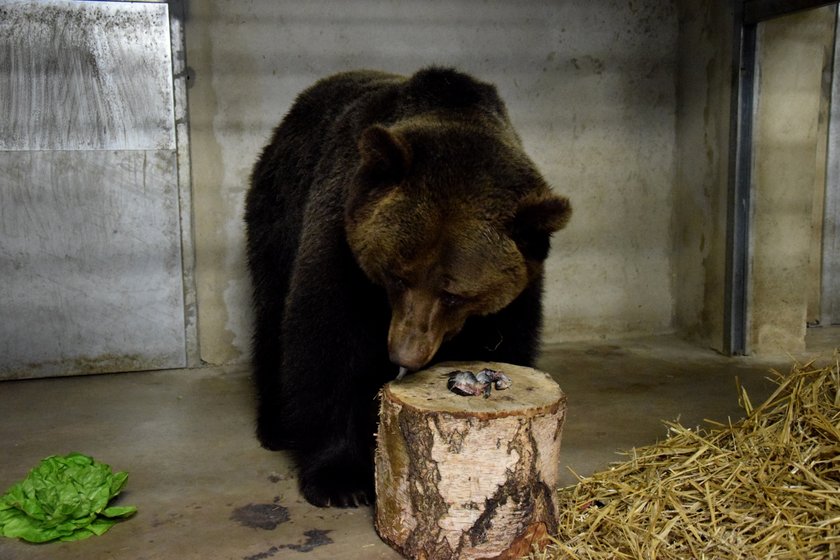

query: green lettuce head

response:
[0,452,137,543]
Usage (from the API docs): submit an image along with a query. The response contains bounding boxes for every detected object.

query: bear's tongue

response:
[395,366,410,381]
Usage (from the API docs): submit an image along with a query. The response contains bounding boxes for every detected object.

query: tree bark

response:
[375,361,566,560]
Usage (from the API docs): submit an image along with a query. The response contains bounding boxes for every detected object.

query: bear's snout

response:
[387,289,451,371]
[387,321,442,371]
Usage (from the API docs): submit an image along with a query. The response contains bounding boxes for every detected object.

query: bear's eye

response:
[440,292,467,308]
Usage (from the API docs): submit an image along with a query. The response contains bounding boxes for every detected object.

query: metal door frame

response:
[724,0,839,355]
[822,6,840,327]
[168,0,200,367]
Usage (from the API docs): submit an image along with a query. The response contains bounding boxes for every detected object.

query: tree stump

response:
[375,361,566,560]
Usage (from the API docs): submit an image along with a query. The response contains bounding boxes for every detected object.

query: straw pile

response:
[536,355,840,560]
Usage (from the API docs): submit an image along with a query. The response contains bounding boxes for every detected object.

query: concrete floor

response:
[1,331,837,560]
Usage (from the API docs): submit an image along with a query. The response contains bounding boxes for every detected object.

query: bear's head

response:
[345,119,571,372]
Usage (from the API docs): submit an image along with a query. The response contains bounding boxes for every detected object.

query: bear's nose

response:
[388,323,441,372]
[388,345,431,373]
[387,286,450,372]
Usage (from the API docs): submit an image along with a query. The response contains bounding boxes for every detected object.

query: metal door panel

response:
[0,0,187,378]
[0,150,186,379]
[0,0,174,151]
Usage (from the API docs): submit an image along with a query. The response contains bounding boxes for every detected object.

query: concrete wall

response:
[672,0,733,351]
[749,7,836,354]
[184,0,679,364]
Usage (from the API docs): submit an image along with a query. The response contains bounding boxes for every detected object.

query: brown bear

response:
[245,67,571,508]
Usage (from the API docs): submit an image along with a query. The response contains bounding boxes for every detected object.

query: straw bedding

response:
[536,355,840,560]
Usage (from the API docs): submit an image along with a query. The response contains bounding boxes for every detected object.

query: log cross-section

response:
[375,362,567,560]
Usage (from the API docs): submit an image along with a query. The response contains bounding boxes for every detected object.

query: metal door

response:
[0,0,190,379]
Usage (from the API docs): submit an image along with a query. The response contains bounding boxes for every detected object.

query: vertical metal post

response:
[168,0,201,367]
[821,6,840,326]
[724,6,757,356]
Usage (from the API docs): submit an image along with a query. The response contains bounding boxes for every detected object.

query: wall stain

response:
[569,54,605,75]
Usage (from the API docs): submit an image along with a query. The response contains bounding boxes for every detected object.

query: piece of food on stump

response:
[447,368,513,398]
[375,361,566,560]
[477,368,513,390]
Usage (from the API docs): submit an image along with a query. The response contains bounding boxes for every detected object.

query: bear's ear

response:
[357,125,412,184]
[509,193,572,261]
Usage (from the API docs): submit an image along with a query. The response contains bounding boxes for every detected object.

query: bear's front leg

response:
[278,252,389,507]
[280,339,383,507]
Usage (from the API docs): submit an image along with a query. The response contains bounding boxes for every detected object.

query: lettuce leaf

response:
[0,453,136,543]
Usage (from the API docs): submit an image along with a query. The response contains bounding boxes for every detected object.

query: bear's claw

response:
[299,458,375,508]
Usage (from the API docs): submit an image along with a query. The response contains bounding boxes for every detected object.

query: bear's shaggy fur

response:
[245,67,570,507]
